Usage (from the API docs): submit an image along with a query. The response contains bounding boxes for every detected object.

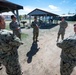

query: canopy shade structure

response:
[0,0,23,22]
[27,8,59,16]
[27,8,59,25]
[0,0,23,13]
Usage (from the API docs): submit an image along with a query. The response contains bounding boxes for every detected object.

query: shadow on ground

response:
[26,41,40,63]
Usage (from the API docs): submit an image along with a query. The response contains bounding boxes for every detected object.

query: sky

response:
[2,0,76,15]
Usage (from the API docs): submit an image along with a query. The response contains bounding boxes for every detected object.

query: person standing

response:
[57,18,68,42]
[74,24,76,34]
[31,16,39,42]
[9,15,21,40]
[0,15,23,75]
[57,34,76,75]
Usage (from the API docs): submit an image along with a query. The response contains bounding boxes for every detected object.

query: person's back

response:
[57,35,76,75]
[0,29,22,75]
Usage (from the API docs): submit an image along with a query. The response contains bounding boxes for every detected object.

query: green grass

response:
[21,33,28,39]
[5,25,10,30]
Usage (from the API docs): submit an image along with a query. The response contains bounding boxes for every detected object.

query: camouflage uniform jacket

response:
[58,21,68,34]
[31,21,39,33]
[57,35,76,63]
[9,21,21,33]
[0,29,22,57]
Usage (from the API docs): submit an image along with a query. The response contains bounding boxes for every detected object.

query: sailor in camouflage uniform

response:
[57,35,76,75]
[9,15,21,40]
[57,18,68,42]
[31,16,39,42]
[0,15,23,75]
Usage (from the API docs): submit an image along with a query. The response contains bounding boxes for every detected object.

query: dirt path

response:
[1,21,76,75]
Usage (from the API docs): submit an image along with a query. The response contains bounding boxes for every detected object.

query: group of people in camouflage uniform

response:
[31,17,76,75]
[32,16,76,75]
[0,14,76,75]
[0,15,40,75]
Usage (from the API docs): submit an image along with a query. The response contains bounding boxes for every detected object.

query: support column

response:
[16,10,20,22]
[29,16,31,26]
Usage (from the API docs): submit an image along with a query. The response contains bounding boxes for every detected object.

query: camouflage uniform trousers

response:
[57,28,65,40]
[33,30,39,41]
[13,30,21,40]
[60,58,76,75]
[0,49,22,75]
